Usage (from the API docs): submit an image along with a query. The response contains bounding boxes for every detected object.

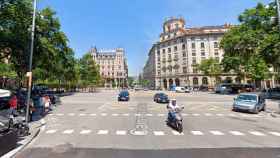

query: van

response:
[175,87,187,93]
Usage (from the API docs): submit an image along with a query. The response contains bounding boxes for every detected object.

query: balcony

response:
[167,58,172,62]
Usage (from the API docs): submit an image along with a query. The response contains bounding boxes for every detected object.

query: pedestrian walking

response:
[8,94,18,116]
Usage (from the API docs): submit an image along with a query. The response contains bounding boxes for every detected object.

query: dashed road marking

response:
[62,130,74,134]
[153,131,165,136]
[101,113,107,116]
[97,130,109,135]
[229,131,245,136]
[192,113,200,116]
[116,130,127,135]
[249,131,266,136]
[79,113,86,116]
[191,131,204,135]
[56,113,64,116]
[182,113,189,116]
[68,113,75,116]
[157,114,165,117]
[112,114,119,116]
[210,130,225,135]
[216,114,224,116]
[269,132,280,136]
[135,114,141,116]
[80,130,92,135]
[90,113,96,116]
[122,113,129,116]
[228,114,237,117]
[172,131,184,135]
[146,114,153,116]
[204,113,213,116]
[46,130,57,134]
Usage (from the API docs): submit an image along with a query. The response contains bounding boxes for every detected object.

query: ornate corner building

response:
[91,47,128,88]
[143,17,237,89]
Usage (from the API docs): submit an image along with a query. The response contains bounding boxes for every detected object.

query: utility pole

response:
[25,0,37,124]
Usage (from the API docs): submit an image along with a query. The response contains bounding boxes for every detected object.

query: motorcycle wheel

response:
[177,121,183,133]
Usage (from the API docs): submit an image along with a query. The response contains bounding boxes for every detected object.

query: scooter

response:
[166,107,184,133]
[8,110,30,137]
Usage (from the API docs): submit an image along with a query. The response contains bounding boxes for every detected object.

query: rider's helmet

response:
[171,99,176,106]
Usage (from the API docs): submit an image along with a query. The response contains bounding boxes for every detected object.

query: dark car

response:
[154,93,169,103]
[264,87,280,99]
[118,91,130,101]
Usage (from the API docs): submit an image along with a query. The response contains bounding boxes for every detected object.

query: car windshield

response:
[237,95,257,102]
[120,91,128,95]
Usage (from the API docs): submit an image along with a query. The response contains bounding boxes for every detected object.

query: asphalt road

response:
[16,90,280,158]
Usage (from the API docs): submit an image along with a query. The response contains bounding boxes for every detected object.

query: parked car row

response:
[215,83,255,94]
[262,87,280,100]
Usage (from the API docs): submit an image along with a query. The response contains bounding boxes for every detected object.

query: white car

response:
[175,87,187,93]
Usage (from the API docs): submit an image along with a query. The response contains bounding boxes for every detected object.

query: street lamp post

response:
[25,0,37,124]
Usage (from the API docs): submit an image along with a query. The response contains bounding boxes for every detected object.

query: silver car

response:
[233,93,266,114]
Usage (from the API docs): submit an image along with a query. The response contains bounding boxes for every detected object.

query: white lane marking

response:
[90,113,96,116]
[153,131,165,136]
[204,113,213,116]
[122,113,129,116]
[49,114,54,116]
[116,130,127,135]
[182,113,189,116]
[249,131,266,136]
[172,131,184,135]
[269,132,280,136]
[62,130,74,134]
[56,113,64,116]
[68,113,75,116]
[216,114,224,116]
[135,114,141,116]
[40,119,46,125]
[228,114,237,117]
[101,113,107,116]
[229,131,245,136]
[157,114,165,117]
[210,130,225,135]
[80,130,92,135]
[79,113,86,116]
[97,130,109,135]
[192,113,200,116]
[191,131,204,135]
[112,113,119,116]
[146,114,153,116]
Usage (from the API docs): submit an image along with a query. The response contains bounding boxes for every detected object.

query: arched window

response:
[202,77,208,85]
[193,77,199,85]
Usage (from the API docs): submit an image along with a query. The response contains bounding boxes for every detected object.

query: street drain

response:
[130,103,148,135]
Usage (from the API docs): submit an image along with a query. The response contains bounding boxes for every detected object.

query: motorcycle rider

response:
[166,99,182,122]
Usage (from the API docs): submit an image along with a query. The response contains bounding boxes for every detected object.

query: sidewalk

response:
[1,117,45,158]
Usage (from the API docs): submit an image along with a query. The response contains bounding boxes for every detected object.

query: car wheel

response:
[253,107,259,114]
[262,105,266,111]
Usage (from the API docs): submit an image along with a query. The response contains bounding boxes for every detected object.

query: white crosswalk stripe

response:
[269,132,280,136]
[146,114,153,116]
[116,130,127,135]
[80,130,92,135]
[204,113,213,116]
[46,130,57,134]
[229,131,245,136]
[56,113,64,116]
[210,130,225,135]
[228,114,237,117]
[68,113,75,116]
[79,113,86,116]
[112,114,119,116]
[90,113,96,116]
[153,131,165,136]
[216,114,224,116]
[172,131,184,135]
[191,131,204,135]
[135,114,141,116]
[181,113,189,116]
[62,130,74,134]
[249,131,266,136]
[192,114,200,116]
[157,114,165,117]
[97,130,109,135]
[122,113,129,116]
[101,113,107,116]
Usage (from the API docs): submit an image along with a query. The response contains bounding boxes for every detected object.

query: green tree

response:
[220,2,279,86]
[198,58,222,87]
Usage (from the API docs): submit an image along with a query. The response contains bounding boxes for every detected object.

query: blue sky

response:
[39,0,271,76]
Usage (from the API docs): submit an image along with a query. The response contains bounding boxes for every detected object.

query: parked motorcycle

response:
[8,111,29,137]
[166,106,184,133]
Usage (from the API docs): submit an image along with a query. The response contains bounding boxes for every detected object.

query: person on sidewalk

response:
[8,94,18,116]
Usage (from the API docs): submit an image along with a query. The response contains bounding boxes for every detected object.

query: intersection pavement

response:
[16,90,280,158]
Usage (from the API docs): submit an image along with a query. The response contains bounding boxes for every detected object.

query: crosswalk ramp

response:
[44,129,280,137]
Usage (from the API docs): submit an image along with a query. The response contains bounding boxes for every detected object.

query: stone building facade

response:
[90,47,128,88]
[143,17,238,90]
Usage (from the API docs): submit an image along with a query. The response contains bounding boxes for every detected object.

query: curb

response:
[1,120,45,158]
